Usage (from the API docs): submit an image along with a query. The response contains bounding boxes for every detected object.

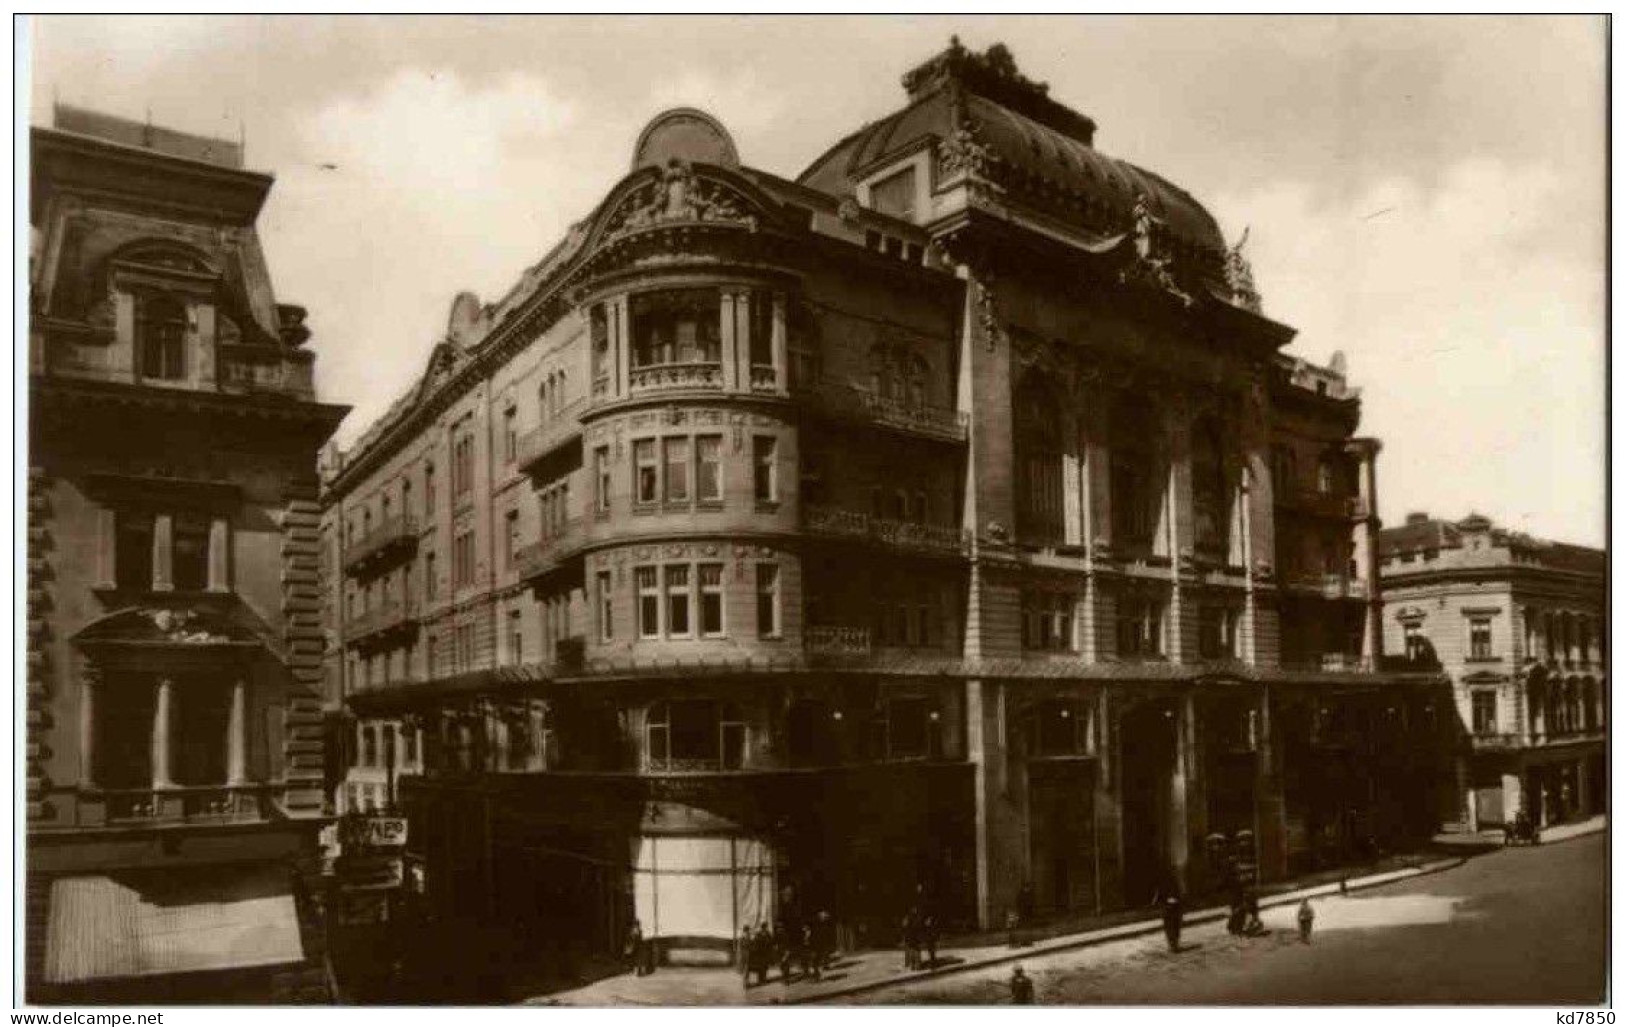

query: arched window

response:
[137,292,187,381]
[1014,375,1065,545]
[1111,396,1161,553]
[1192,415,1230,561]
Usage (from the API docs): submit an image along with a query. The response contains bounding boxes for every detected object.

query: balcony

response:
[1278,488,1363,520]
[513,520,584,583]
[516,397,585,472]
[748,364,779,392]
[344,596,422,647]
[1278,653,1374,674]
[1469,731,1523,750]
[1282,573,1369,600]
[344,515,420,575]
[627,361,723,395]
[792,378,968,443]
[805,625,871,657]
[803,504,970,558]
[101,783,279,825]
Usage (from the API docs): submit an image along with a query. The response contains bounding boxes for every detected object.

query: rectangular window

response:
[137,293,187,381]
[424,463,436,514]
[1199,607,1237,659]
[699,563,724,637]
[504,509,519,568]
[453,530,474,588]
[1117,595,1163,658]
[753,436,778,503]
[170,515,209,591]
[453,430,474,499]
[1471,690,1498,735]
[503,407,517,464]
[1469,617,1493,659]
[869,165,918,221]
[1403,622,1424,661]
[597,571,614,642]
[115,511,154,590]
[508,610,523,665]
[634,439,658,504]
[663,437,690,502]
[594,445,612,512]
[757,563,780,638]
[637,567,659,639]
[424,551,437,600]
[696,435,723,502]
[665,564,691,637]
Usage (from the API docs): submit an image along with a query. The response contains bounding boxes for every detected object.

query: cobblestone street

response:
[849,833,1606,1005]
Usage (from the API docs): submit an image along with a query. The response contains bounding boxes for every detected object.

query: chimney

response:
[1405,512,1429,526]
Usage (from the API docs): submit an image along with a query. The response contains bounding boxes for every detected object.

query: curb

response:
[788,855,1468,1005]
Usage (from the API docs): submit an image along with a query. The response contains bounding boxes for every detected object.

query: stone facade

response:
[1380,512,1606,831]
[321,47,1449,980]
[26,106,347,1002]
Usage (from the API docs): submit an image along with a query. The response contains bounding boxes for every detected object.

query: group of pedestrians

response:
[739,910,837,988]
[899,906,940,970]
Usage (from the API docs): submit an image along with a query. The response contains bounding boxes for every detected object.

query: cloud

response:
[1211,157,1605,546]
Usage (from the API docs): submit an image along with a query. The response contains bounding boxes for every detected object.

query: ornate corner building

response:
[320,43,1451,971]
[1379,513,1606,833]
[26,107,349,1001]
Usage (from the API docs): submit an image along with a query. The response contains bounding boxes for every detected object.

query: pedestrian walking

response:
[1297,899,1315,944]
[901,908,919,970]
[815,909,835,970]
[739,925,754,986]
[922,913,939,969]
[1160,890,1184,953]
[800,922,821,981]
[1010,965,1035,1005]
[776,917,795,983]
[1242,886,1264,936]
[1005,907,1022,949]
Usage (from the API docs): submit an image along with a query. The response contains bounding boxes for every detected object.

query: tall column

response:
[1255,684,1287,882]
[1062,417,1083,547]
[719,290,739,392]
[1164,402,1193,663]
[227,679,247,785]
[207,516,230,592]
[1347,438,1383,666]
[112,291,136,380]
[79,670,97,788]
[1169,692,1195,894]
[613,296,630,399]
[151,513,174,591]
[770,291,788,390]
[151,677,174,788]
[93,508,117,589]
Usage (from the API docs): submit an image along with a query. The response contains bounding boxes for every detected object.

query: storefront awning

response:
[44,862,305,984]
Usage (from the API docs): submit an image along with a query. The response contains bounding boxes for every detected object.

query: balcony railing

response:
[344,596,422,646]
[1278,653,1374,674]
[513,520,585,582]
[1283,574,1369,600]
[749,364,780,392]
[805,625,871,656]
[792,378,968,443]
[516,397,586,471]
[628,361,723,394]
[345,515,420,574]
[102,783,276,825]
[803,504,970,557]
[1470,732,1522,750]
[1279,488,1363,520]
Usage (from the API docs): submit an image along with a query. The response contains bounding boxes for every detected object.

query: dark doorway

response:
[1028,759,1097,915]
[1119,700,1178,905]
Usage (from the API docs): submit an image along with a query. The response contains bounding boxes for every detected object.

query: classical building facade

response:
[1380,512,1606,832]
[321,43,1447,974]
[27,107,348,1001]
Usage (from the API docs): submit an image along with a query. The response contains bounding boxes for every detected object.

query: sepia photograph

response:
[17,13,1609,1010]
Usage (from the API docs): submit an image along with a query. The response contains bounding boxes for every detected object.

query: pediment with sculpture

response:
[73,601,283,663]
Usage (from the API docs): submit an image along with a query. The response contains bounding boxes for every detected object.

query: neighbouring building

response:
[26,106,348,1002]
[1380,512,1606,832]
[319,41,1448,979]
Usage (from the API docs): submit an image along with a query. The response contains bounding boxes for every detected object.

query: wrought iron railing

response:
[803,504,970,556]
[344,514,420,573]
[792,378,968,442]
[805,625,872,656]
[513,520,584,582]
[344,596,422,645]
[516,396,586,470]
[101,783,275,825]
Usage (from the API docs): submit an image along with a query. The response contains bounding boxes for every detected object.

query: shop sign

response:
[342,814,408,851]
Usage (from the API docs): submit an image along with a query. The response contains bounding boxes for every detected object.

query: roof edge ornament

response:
[631,107,739,171]
[1225,228,1263,313]
[902,38,1096,146]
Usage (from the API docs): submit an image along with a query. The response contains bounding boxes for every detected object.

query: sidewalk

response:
[530,851,1469,1007]
[1432,812,1607,851]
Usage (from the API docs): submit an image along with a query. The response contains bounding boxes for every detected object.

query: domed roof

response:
[798,45,1226,258]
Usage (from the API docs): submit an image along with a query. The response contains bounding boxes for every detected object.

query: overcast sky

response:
[27,15,1607,547]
